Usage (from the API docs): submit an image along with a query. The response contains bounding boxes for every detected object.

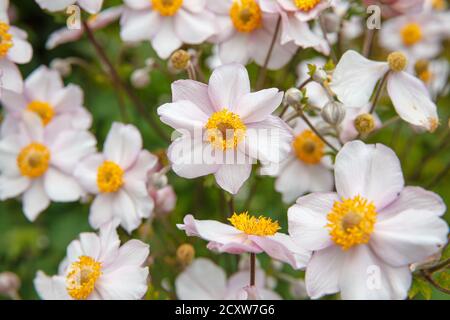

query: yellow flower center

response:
[229,0,262,33]
[97,161,124,193]
[292,130,324,165]
[326,195,377,250]
[152,0,183,16]
[26,101,54,126]
[387,51,408,72]
[228,212,280,236]
[432,0,446,10]
[294,0,321,11]
[205,109,246,150]
[400,23,422,46]
[17,143,51,178]
[0,21,13,58]
[66,256,102,300]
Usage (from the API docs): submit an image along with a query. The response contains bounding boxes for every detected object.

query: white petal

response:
[124,150,157,182]
[157,100,209,131]
[98,220,121,266]
[25,66,63,102]
[172,80,216,114]
[34,272,71,300]
[89,193,114,229]
[35,0,76,11]
[236,89,283,123]
[44,168,83,202]
[77,0,103,14]
[182,0,205,12]
[7,36,32,64]
[22,179,50,221]
[174,9,215,44]
[105,239,149,272]
[151,18,182,59]
[218,33,250,66]
[120,9,160,42]
[96,266,148,299]
[74,153,104,194]
[123,0,150,10]
[214,163,252,194]
[51,84,83,112]
[112,189,142,233]
[0,58,23,93]
[0,175,30,199]
[79,232,101,260]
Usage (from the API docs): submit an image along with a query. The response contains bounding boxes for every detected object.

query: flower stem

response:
[369,71,389,114]
[298,110,339,153]
[256,16,281,90]
[421,270,450,295]
[362,28,376,58]
[250,253,256,286]
[318,14,337,64]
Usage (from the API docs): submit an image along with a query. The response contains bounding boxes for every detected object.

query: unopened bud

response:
[321,101,346,125]
[284,88,303,107]
[312,69,328,83]
[170,49,191,70]
[387,51,407,72]
[0,272,20,298]
[131,68,150,88]
[354,113,376,134]
[176,243,195,266]
[50,58,72,77]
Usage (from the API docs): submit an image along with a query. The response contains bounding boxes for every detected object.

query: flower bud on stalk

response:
[354,113,376,135]
[169,49,191,71]
[176,244,195,267]
[321,101,346,126]
[131,68,151,88]
[284,88,303,108]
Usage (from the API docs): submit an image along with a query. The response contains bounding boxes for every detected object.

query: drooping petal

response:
[35,0,76,12]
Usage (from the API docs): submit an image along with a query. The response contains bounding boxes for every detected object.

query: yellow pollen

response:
[152,0,183,16]
[205,109,246,150]
[419,70,433,84]
[292,130,324,164]
[326,195,377,250]
[294,0,321,11]
[400,23,422,46]
[228,212,280,236]
[26,101,54,126]
[229,0,262,33]
[0,21,13,57]
[428,117,439,133]
[432,0,446,10]
[17,143,51,178]
[97,161,124,193]
[387,51,408,72]
[66,256,102,300]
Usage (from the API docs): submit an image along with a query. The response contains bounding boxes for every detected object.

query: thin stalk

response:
[362,28,376,58]
[256,16,281,90]
[369,71,389,114]
[250,253,256,286]
[421,270,450,295]
[299,110,339,153]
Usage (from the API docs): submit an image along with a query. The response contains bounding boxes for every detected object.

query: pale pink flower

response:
[120,0,216,59]
[147,165,176,216]
[34,221,149,300]
[158,63,292,194]
[176,258,281,300]
[261,0,331,21]
[35,0,104,14]
[207,0,297,69]
[0,112,96,221]
[74,122,158,233]
[288,140,448,299]
[0,65,92,137]
[363,0,424,18]
[339,104,382,143]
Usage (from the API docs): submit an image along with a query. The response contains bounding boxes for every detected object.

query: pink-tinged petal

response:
[207,240,262,254]
[124,150,157,181]
[214,162,252,195]
[96,266,148,299]
[89,193,114,229]
[0,89,27,113]
[330,50,389,107]
[157,100,209,131]
[123,179,154,220]
[172,80,216,114]
[176,258,226,300]
[46,28,82,50]
[250,233,311,269]
[151,18,182,59]
[74,153,104,194]
[25,66,63,102]
[208,63,250,112]
[6,36,32,64]
[288,192,338,251]
[206,0,232,14]
[259,0,279,13]
[120,9,160,42]
[89,6,124,30]
[51,84,83,112]
[174,9,215,44]
[123,0,150,10]
[226,269,265,294]
[0,0,9,23]
[0,58,23,93]
[112,189,143,234]
[21,111,44,142]
[22,179,50,221]
[105,239,149,272]
[293,0,330,21]
[98,220,121,266]
[387,72,438,132]
[236,89,283,123]
[35,0,76,12]
[278,0,297,11]
[0,175,30,199]
[34,273,71,300]
[44,168,83,202]
[305,245,344,299]
[274,157,311,203]
[335,141,404,210]
[217,33,251,66]
[280,13,324,48]
[182,0,205,12]
[77,0,103,14]
[339,245,412,300]
[79,232,101,260]
[370,209,448,267]
[103,122,142,170]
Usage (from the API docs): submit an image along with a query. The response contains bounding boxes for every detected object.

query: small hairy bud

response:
[312,69,328,83]
[131,68,151,88]
[321,101,346,126]
[387,51,407,72]
[354,113,376,134]
[50,58,72,77]
[170,49,191,70]
[176,243,195,266]
[284,88,303,107]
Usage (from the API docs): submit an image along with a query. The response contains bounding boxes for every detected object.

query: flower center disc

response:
[0,21,13,57]
[294,0,321,11]
[229,212,280,236]
[229,0,262,33]
[326,195,377,250]
[27,101,54,126]
[17,143,51,178]
[66,256,102,300]
[400,23,422,46]
[97,161,124,193]
[152,0,183,16]
[205,109,246,150]
[292,130,324,164]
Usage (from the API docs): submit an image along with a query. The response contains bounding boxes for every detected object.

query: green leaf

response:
[307,64,317,78]
[409,277,432,300]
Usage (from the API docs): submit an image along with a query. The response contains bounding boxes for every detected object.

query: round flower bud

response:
[0,272,20,298]
[170,49,191,70]
[387,51,408,72]
[284,88,303,107]
[131,68,150,88]
[414,59,429,75]
[176,243,195,266]
[321,101,346,126]
[354,113,376,134]
[50,58,72,77]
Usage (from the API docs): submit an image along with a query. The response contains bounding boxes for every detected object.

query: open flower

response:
[35,0,104,14]
[74,122,158,233]
[0,112,96,221]
[207,0,297,69]
[177,212,310,269]
[34,221,149,300]
[288,140,448,299]
[176,257,280,300]
[120,0,216,59]
[158,63,292,194]
[0,65,92,136]
[414,58,449,99]
[330,50,439,132]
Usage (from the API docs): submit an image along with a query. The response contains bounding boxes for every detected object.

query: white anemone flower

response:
[288,140,448,300]
[0,112,96,221]
[74,122,158,233]
[35,0,104,14]
[120,0,216,59]
[34,221,150,300]
[330,50,439,132]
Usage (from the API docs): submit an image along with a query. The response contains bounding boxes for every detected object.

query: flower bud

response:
[169,49,191,70]
[284,88,303,107]
[0,272,20,298]
[387,51,407,72]
[321,101,346,126]
[176,243,195,266]
[131,68,150,88]
[312,69,328,83]
[50,58,72,77]
[354,113,376,134]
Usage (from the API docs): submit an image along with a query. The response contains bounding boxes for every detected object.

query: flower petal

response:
[174,9,215,44]
[120,9,160,42]
[34,273,71,300]
[0,58,23,93]
[22,179,50,221]
[157,100,210,132]
[96,266,148,299]
[44,168,83,202]
[89,193,114,229]
[236,89,283,123]
[77,0,103,14]
[172,79,216,114]
[214,162,252,195]
[74,153,104,194]
[151,18,182,59]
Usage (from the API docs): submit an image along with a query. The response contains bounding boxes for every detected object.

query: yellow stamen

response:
[326,195,377,250]
[17,143,51,178]
[66,256,102,300]
[292,130,324,164]
[229,212,280,236]
[432,0,446,10]
[294,0,321,11]
[97,161,124,193]
[152,0,183,16]
[229,0,262,33]
[26,101,54,126]
[0,21,13,57]
[400,23,422,46]
[205,109,246,150]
